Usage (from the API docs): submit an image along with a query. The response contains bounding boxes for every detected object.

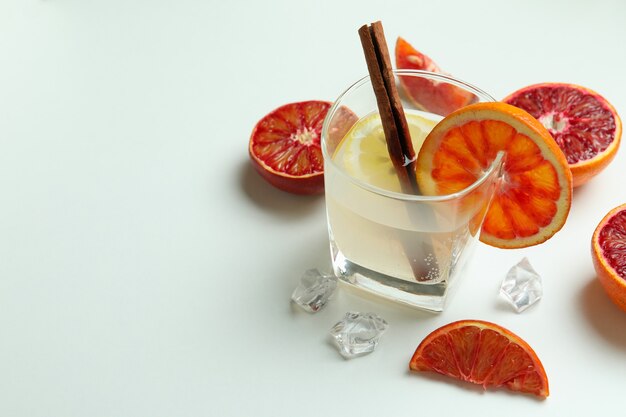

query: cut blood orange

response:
[249,101,331,195]
[410,320,549,398]
[395,37,476,115]
[592,203,626,312]
[416,102,573,248]
[503,83,622,187]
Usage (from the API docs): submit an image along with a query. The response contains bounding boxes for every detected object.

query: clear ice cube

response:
[291,268,337,313]
[500,257,543,313]
[329,312,388,358]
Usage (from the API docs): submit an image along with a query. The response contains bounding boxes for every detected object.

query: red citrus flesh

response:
[416,102,573,249]
[249,101,330,195]
[410,320,549,398]
[592,204,626,312]
[395,37,476,115]
[503,83,622,187]
[597,207,626,276]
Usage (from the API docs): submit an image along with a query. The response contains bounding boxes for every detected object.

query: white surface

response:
[1,1,626,415]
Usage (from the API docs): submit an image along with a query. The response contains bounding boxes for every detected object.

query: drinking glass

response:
[321,70,503,312]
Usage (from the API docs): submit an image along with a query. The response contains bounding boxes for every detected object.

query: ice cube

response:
[500,257,543,313]
[291,268,337,313]
[329,312,388,358]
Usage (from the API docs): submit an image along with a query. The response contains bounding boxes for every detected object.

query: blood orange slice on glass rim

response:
[503,83,622,187]
[248,101,331,195]
[410,320,549,398]
[592,203,626,312]
[395,37,476,115]
[416,102,573,249]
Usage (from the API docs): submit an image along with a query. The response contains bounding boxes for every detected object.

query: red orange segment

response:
[413,333,461,378]
[504,83,622,187]
[505,133,543,173]
[250,101,345,195]
[485,343,535,386]
[395,37,476,115]
[409,320,549,398]
[416,102,573,249]
[439,128,483,173]
[500,195,539,238]
[460,121,490,167]
[469,327,511,383]
[482,119,516,158]
[507,371,546,394]
[452,326,480,379]
[592,203,626,312]
[482,199,515,240]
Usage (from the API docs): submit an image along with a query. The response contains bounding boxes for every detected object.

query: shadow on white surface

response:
[580,278,626,349]
[238,159,323,218]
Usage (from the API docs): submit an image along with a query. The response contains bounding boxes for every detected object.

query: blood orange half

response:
[592,203,626,312]
[249,101,331,195]
[395,37,476,115]
[503,83,622,187]
[416,102,573,249]
[410,320,549,398]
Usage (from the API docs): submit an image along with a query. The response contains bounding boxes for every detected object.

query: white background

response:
[1,0,626,416]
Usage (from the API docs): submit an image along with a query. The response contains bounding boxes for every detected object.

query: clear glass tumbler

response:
[321,70,503,312]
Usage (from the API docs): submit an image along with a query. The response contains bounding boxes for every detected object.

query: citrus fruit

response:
[335,111,438,192]
[416,102,573,249]
[592,203,626,312]
[395,37,476,115]
[410,320,549,398]
[503,83,622,187]
[249,101,332,195]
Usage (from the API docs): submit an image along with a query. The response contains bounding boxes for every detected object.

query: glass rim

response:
[320,69,500,203]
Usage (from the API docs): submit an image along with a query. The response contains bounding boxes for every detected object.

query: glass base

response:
[330,243,449,312]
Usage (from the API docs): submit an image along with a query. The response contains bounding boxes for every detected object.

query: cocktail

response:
[321,70,503,311]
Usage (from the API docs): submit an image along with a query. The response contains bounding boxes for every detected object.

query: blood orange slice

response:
[416,102,573,249]
[249,101,330,195]
[395,37,476,115]
[410,320,549,398]
[503,83,622,187]
[592,203,626,312]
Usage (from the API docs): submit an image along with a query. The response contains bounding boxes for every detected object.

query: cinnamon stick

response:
[358,21,419,194]
[359,21,433,282]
